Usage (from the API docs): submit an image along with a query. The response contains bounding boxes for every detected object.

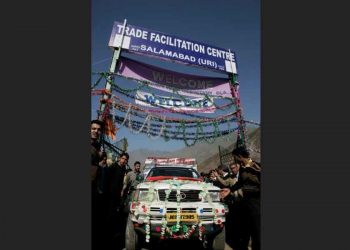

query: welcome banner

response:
[116,57,232,98]
[135,90,216,113]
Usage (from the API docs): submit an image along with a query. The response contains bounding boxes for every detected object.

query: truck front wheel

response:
[125,215,141,250]
[210,226,226,250]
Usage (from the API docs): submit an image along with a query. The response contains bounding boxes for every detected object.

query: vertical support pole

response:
[229,73,247,148]
[228,49,247,148]
[97,19,127,150]
[218,146,223,165]
[98,19,127,121]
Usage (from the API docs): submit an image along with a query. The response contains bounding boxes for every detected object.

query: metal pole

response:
[98,19,127,121]
[228,49,247,148]
[218,146,223,165]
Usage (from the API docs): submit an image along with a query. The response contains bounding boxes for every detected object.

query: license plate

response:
[166,213,198,222]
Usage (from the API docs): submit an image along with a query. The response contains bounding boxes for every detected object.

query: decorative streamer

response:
[116,117,238,144]
[113,115,237,135]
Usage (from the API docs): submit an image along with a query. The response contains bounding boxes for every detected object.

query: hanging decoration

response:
[110,98,238,124]
[92,72,236,108]
[112,113,237,129]
[104,100,117,140]
[92,82,257,146]
[112,103,239,145]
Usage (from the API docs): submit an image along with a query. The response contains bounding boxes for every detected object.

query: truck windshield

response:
[147,167,200,179]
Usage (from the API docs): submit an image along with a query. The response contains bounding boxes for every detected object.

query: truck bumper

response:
[133,222,224,238]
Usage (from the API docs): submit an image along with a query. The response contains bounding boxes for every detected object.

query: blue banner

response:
[109,21,237,74]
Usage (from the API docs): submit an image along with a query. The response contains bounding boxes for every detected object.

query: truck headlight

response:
[206,191,220,202]
[138,190,157,202]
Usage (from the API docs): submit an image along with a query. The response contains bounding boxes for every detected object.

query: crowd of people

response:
[91,119,261,250]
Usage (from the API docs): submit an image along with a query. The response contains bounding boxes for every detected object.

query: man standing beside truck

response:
[121,161,144,213]
[220,147,261,250]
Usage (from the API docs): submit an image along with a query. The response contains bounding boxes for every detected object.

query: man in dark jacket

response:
[106,152,129,242]
[91,119,103,187]
[220,147,261,250]
[108,153,129,212]
[91,119,104,250]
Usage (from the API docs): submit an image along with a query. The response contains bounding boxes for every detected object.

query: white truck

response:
[125,157,227,250]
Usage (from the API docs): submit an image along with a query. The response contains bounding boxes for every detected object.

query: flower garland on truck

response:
[130,178,223,242]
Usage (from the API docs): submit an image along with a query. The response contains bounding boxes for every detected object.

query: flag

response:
[105,116,117,141]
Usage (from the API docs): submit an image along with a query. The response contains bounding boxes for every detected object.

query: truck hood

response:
[137,179,220,192]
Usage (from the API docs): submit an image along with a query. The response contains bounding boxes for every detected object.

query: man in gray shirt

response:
[121,161,144,212]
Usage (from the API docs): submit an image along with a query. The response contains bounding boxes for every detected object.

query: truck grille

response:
[158,190,201,202]
[166,207,196,213]
[150,207,160,212]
